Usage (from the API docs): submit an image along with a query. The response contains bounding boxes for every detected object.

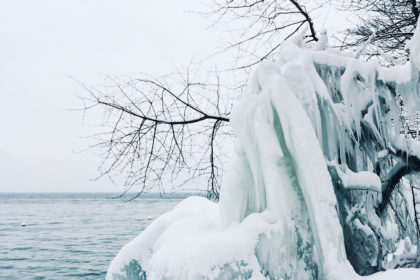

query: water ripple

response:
[0,193,186,279]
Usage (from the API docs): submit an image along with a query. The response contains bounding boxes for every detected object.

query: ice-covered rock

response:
[107,28,420,280]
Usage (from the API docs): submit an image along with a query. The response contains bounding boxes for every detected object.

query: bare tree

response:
[209,0,322,70]
[340,0,419,64]
[80,71,231,199]
[82,0,322,199]
[83,0,420,208]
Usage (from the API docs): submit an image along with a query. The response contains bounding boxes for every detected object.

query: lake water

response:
[0,193,191,279]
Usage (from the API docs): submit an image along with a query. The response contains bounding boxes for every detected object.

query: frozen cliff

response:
[106,25,420,279]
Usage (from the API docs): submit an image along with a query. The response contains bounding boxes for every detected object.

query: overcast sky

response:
[0,1,348,193]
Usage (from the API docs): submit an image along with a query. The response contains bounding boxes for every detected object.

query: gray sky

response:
[0,1,348,193]
[0,0,221,192]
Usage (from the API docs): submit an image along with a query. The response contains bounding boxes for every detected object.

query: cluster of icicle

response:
[107,25,420,280]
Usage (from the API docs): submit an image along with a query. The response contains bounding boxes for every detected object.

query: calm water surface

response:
[0,193,189,279]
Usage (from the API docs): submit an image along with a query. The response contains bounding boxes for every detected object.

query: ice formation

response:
[107,25,420,279]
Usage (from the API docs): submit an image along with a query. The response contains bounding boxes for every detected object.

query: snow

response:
[312,29,328,51]
[107,27,420,279]
[378,63,411,84]
[108,197,420,279]
[106,197,219,279]
[410,20,420,71]
[365,268,420,280]
[336,164,382,193]
[377,149,388,159]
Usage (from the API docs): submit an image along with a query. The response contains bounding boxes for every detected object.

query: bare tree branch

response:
[341,0,418,64]
[79,72,231,199]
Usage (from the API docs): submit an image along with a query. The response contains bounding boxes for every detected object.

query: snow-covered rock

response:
[107,29,420,279]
